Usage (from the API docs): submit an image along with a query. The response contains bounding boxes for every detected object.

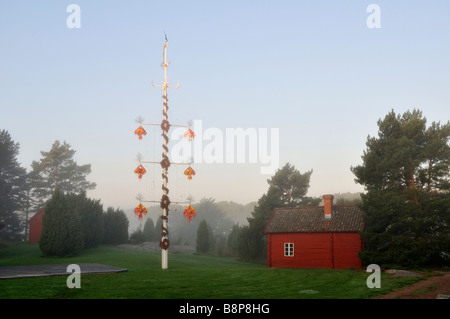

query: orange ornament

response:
[134,126,147,140]
[134,203,148,221]
[184,166,195,180]
[183,205,196,223]
[184,129,195,142]
[134,164,147,179]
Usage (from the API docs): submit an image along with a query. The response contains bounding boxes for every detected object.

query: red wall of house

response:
[332,233,363,269]
[28,209,44,243]
[267,232,362,269]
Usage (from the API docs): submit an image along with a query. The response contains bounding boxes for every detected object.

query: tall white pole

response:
[161,39,169,270]
[152,37,178,270]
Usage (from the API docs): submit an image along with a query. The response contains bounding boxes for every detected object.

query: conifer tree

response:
[102,207,129,245]
[143,217,156,242]
[352,109,450,267]
[237,163,319,261]
[30,140,96,207]
[196,220,211,253]
[69,192,104,249]
[39,189,84,256]
[0,130,27,240]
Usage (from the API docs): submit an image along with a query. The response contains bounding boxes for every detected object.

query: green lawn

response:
[0,242,423,299]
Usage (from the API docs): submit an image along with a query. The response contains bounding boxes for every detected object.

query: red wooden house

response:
[264,195,364,269]
[28,208,44,243]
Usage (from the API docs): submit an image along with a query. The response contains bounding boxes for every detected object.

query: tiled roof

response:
[264,205,364,233]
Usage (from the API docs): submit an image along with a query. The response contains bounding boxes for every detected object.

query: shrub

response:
[102,207,129,245]
[69,192,104,249]
[129,228,146,244]
[143,218,156,242]
[196,220,211,253]
[39,189,84,256]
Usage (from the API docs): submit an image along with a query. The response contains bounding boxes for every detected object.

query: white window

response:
[284,243,294,257]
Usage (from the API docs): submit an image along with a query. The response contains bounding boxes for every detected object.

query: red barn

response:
[264,195,364,269]
[28,208,44,243]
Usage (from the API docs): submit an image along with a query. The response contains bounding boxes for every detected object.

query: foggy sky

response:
[1,1,449,210]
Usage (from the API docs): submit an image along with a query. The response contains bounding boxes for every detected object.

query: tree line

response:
[127,198,235,256]
[129,217,219,255]
[1,108,449,266]
[0,137,96,241]
[40,189,129,256]
[0,135,131,256]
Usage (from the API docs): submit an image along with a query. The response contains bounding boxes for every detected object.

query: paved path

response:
[0,263,127,279]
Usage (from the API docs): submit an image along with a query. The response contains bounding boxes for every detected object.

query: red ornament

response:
[184,129,195,142]
[134,164,147,179]
[184,166,195,180]
[183,205,196,223]
[134,203,148,221]
[134,126,147,140]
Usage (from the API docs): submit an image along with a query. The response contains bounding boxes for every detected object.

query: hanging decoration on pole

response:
[134,203,148,221]
[183,205,196,223]
[134,126,147,140]
[184,129,195,142]
[134,164,147,179]
[184,166,195,180]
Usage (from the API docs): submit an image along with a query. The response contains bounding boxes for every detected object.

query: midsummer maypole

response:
[155,36,172,269]
[133,35,196,270]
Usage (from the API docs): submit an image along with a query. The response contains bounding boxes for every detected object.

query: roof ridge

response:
[266,205,365,233]
[274,206,322,210]
[333,204,360,208]
[274,204,361,210]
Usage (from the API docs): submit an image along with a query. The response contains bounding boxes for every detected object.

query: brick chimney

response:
[323,194,334,219]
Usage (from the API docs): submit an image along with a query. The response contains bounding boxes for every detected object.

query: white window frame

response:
[284,242,294,257]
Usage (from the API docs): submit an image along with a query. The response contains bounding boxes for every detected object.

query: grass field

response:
[0,242,424,299]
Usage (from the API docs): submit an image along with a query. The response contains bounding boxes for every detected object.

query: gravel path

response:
[376,272,450,299]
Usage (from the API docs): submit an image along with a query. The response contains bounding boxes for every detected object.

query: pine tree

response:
[196,220,211,253]
[352,109,450,267]
[227,224,241,256]
[237,163,319,261]
[0,130,27,240]
[30,140,96,206]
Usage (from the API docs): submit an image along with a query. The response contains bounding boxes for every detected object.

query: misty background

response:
[125,192,361,240]
[1,1,448,218]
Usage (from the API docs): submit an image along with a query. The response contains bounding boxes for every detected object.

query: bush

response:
[143,218,156,242]
[69,192,104,249]
[196,220,211,253]
[102,207,129,245]
[213,233,227,257]
[39,189,84,256]
[129,228,146,244]
[227,224,241,256]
